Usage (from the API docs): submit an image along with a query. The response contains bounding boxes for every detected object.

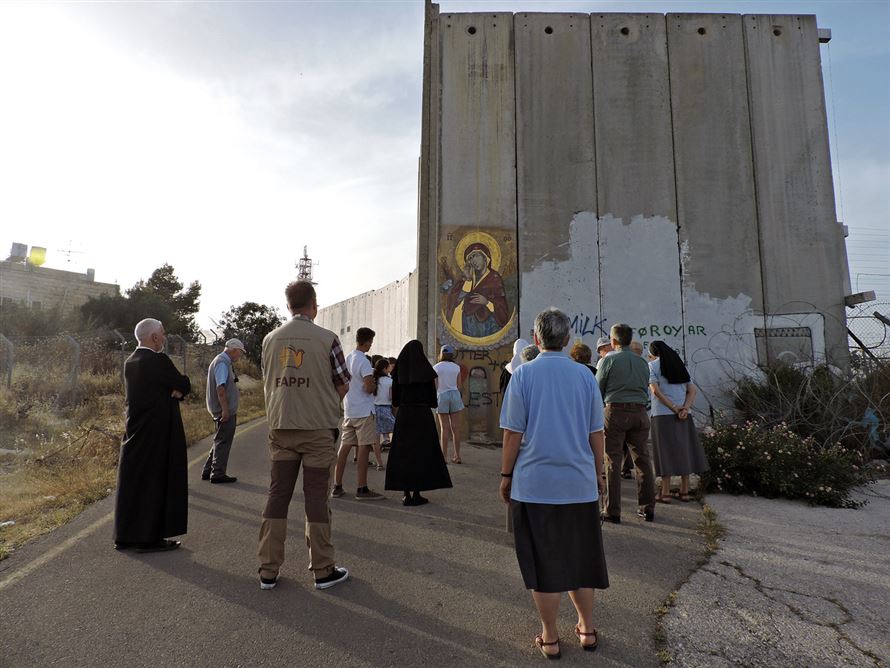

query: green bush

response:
[732,359,890,460]
[701,421,873,508]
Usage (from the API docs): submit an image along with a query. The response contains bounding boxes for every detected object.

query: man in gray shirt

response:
[202,338,246,484]
[595,324,657,523]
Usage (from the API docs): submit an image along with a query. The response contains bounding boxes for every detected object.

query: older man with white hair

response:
[114,318,191,552]
[201,338,247,484]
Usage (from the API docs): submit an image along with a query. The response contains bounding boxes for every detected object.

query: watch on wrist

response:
[500,472,513,477]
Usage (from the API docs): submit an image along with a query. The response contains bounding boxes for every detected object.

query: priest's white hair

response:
[134,318,163,344]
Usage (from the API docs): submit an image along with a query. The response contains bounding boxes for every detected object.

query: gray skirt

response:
[511,501,609,593]
[650,414,710,476]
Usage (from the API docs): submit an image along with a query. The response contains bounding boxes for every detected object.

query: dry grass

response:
[0,355,266,561]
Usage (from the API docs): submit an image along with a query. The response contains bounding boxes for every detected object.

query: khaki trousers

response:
[603,404,656,518]
[257,428,337,580]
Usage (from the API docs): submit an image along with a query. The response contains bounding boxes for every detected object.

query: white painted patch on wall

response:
[520,211,602,347]
[599,213,684,352]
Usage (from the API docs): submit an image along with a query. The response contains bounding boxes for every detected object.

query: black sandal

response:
[534,635,561,660]
[574,624,598,651]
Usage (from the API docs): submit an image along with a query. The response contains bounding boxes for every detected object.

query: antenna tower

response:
[297,246,317,284]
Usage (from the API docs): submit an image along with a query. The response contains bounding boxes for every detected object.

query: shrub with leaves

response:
[731,359,890,461]
[701,421,873,508]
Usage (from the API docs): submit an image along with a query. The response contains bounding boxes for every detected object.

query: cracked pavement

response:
[664,481,890,667]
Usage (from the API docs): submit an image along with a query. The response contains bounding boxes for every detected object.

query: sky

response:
[0,0,887,332]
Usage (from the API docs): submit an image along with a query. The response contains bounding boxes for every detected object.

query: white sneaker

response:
[260,575,278,590]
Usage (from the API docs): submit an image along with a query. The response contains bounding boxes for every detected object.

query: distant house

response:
[0,260,119,316]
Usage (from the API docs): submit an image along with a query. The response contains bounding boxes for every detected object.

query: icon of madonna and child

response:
[439,231,516,347]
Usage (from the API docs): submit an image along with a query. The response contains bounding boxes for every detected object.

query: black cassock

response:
[114,348,191,544]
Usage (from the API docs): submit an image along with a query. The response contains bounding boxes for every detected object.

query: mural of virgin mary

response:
[443,242,510,338]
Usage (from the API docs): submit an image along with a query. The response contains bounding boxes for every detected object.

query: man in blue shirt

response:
[202,338,246,484]
[499,308,608,658]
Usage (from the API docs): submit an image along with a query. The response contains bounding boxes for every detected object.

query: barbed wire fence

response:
[0,331,221,405]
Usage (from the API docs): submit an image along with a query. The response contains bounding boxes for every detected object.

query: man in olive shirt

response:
[595,323,657,522]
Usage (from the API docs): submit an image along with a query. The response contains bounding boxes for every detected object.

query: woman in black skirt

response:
[384,340,452,506]
[499,309,608,659]
[647,341,709,502]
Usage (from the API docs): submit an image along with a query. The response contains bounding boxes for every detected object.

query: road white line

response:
[0,419,267,592]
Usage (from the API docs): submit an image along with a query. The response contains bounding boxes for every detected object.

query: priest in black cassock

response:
[114,318,192,553]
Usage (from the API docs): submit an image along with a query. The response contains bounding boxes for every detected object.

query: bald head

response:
[135,318,165,352]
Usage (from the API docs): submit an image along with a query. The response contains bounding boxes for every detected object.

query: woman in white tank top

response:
[432,344,465,463]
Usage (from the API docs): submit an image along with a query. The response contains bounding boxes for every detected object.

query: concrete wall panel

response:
[591,13,676,221]
[437,12,517,440]
[515,13,601,347]
[668,14,763,404]
[743,14,847,362]
[592,14,684,353]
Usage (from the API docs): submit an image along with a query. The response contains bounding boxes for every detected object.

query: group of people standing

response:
[498,312,710,658]
[111,279,708,659]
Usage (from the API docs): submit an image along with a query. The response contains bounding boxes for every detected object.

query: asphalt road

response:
[664,481,890,667]
[0,419,705,667]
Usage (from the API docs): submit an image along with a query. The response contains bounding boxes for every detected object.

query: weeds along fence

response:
[0,331,220,407]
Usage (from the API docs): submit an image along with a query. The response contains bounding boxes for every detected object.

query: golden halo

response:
[454,231,502,273]
[441,309,516,347]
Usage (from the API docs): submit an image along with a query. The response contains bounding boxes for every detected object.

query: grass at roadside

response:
[0,366,265,561]
[698,503,726,555]
[653,502,726,664]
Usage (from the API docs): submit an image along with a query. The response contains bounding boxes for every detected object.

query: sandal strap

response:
[575,625,598,637]
[535,635,560,646]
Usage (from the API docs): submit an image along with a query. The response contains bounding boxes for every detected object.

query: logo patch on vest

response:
[279,346,304,370]
[276,345,309,388]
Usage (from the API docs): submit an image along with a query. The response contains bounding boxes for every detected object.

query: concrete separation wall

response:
[315,273,416,358]
[331,8,849,442]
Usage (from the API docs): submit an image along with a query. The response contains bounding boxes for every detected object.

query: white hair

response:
[134,318,163,344]
[534,308,571,350]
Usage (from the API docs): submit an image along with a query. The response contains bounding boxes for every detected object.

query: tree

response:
[81,264,201,341]
[218,302,284,365]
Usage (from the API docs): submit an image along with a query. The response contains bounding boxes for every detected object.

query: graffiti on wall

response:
[439,230,517,349]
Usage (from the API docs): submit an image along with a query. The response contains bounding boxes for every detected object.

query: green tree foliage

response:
[0,302,77,338]
[81,264,202,341]
[218,302,284,365]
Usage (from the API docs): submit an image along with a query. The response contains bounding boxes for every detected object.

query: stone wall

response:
[0,261,120,316]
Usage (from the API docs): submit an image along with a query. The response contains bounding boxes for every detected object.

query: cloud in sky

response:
[0,0,887,330]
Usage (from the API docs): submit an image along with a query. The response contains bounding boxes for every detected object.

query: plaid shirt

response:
[292,314,351,386]
[329,336,351,387]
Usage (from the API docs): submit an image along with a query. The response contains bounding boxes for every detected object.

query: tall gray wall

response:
[411,9,849,439]
[316,273,416,358]
[516,13,599,344]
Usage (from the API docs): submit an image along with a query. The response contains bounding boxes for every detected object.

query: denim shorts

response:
[436,389,465,414]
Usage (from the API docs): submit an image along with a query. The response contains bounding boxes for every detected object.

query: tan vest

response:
[262,317,341,430]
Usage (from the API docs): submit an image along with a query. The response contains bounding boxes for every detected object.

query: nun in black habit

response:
[384,340,453,506]
[114,343,192,552]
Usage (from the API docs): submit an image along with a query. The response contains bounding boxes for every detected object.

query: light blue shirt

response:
[213,352,233,388]
[648,358,689,417]
[499,351,605,504]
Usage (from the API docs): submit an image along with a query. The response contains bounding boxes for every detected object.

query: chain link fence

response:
[847,302,890,361]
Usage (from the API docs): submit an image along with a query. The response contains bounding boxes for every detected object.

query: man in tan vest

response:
[257,280,351,590]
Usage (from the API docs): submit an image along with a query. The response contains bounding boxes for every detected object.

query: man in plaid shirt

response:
[257,280,353,591]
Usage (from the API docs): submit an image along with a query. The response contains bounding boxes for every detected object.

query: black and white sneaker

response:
[260,575,278,590]
[315,566,349,590]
